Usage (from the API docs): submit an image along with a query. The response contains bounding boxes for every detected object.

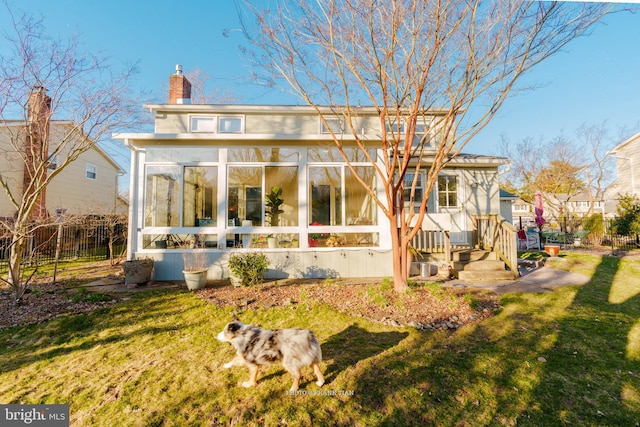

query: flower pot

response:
[545,245,560,257]
[291,240,299,248]
[308,238,318,247]
[267,237,277,248]
[122,259,154,285]
[183,269,207,290]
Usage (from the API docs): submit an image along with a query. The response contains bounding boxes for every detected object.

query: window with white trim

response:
[219,117,243,133]
[438,175,458,208]
[190,116,216,133]
[320,117,344,134]
[85,163,97,180]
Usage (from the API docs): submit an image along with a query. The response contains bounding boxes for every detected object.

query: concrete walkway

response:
[447,257,591,294]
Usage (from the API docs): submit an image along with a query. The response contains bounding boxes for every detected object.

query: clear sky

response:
[1,1,639,172]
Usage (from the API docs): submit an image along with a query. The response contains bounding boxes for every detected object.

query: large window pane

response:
[346,167,377,225]
[265,166,298,226]
[228,166,262,225]
[309,166,342,225]
[308,147,376,162]
[145,165,180,227]
[183,166,217,227]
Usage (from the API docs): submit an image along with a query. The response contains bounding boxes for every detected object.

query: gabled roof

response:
[608,130,640,154]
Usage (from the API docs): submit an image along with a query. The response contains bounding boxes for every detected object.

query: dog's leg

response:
[223,356,243,369]
[242,363,259,388]
[312,363,325,387]
[282,361,301,391]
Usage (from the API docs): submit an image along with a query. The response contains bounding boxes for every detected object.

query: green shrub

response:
[228,253,270,286]
[583,213,604,245]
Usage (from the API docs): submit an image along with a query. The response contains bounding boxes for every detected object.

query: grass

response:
[1,252,640,425]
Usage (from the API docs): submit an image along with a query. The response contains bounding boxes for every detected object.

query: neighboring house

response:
[607,131,639,199]
[0,89,124,219]
[115,67,508,281]
[544,192,614,223]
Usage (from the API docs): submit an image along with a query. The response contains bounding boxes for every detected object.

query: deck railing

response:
[473,214,519,279]
[410,230,451,262]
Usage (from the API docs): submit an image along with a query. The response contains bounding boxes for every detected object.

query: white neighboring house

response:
[607,131,639,200]
[114,67,509,281]
[0,90,124,219]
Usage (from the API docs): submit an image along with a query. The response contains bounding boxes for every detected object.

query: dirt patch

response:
[199,278,500,330]
[0,261,124,329]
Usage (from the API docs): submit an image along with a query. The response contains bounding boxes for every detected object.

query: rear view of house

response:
[115,67,509,281]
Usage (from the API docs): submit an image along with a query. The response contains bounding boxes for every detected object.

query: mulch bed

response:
[199,279,500,330]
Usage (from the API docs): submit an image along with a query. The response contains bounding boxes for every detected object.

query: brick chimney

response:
[24,86,51,219]
[169,64,192,104]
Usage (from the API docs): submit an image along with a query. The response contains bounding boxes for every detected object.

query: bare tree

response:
[241,0,613,291]
[184,67,238,104]
[0,3,142,303]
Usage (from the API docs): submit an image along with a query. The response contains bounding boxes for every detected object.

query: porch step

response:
[455,269,516,281]
[451,249,513,281]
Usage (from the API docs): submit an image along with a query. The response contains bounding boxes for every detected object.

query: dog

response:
[216,317,324,391]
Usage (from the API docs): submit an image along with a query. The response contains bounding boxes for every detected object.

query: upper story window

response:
[189,115,245,133]
[320,117,344,134]
[190,116,216,133]
[219,117,243,133]
[85,163,97,180]
[386,117,432,147]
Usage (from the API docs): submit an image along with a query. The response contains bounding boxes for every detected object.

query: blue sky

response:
[2,1,639,170]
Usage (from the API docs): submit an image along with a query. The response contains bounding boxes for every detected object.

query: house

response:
[607,131,639,199]
[0,89,124,219]
[115,67,510,281]
[499,189,517,225]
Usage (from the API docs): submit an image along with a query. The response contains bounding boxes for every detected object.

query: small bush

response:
[228,253,270,286]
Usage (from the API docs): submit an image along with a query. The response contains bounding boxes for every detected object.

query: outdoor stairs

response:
[451,249,515,281]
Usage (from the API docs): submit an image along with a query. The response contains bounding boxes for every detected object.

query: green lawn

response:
[1,252,639,426]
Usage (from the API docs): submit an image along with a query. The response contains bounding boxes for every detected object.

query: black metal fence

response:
[534,217,639,252]
[0,218,127,270]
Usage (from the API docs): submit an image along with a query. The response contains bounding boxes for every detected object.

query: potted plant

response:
[267,234,277,248]
[122,258,154,286]
[228,252,270,287]
[265,185,284,227]
[309,221,328,247]
[182,250,208,290]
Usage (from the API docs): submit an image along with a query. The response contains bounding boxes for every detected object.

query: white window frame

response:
[218,116,244,133]
[320,117,344,134]
[190,115,217,133]
[85,163,97,180]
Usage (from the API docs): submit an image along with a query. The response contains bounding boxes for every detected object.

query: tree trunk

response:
[8,233,27,304]
[390,222,409,293]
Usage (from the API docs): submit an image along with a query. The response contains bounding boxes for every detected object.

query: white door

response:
[435,174,466,244]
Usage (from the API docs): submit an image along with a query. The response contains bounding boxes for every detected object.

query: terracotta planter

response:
[545,245,560,257]
[308,238,318,247]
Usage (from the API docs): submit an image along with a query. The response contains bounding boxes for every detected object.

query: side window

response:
[403,172,423,210]
[85,163,97,180]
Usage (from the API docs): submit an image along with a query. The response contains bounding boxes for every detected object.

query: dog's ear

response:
[228,322,242,333]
